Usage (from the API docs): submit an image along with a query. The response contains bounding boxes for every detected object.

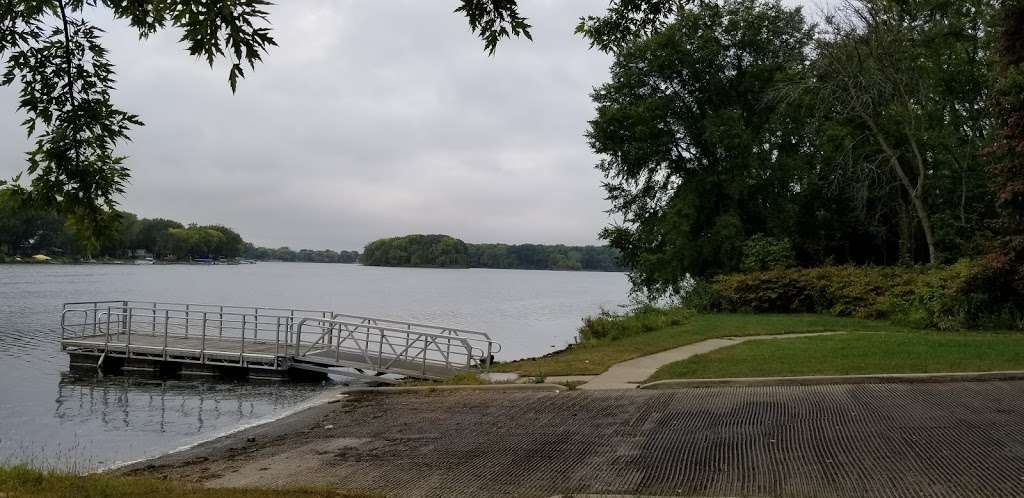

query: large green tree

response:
[0,186,75,255]
[586,0,814,294]
[586,0,1004,297]
[810,0,996,264]
[977,0,1024,305]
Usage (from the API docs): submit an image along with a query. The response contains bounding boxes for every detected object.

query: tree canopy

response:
[588,0,816,294]
[585,0,1007,297]
[976,0,1024,309]
[360,234,626,272]
[0,189,357,262]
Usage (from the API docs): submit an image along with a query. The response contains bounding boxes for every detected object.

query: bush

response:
[696,261,1024,330]
[578,305,694,342]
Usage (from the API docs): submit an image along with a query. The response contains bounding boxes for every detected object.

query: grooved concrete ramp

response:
[124,381,1024,497]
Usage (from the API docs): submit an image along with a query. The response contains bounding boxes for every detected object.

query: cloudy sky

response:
[0,0,824,251]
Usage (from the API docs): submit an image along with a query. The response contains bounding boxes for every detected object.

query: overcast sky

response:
[0,0,824,251]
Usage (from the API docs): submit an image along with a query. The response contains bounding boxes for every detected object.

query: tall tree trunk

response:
[862,115,939,264]
[908,190,937,263]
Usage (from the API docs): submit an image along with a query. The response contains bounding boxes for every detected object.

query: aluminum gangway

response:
[59,300,501,380]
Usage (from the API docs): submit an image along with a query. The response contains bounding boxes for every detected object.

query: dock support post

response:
[201,312,208,364]
[163,309,169,360]
[126,307,133,359]
[240,313,246,366]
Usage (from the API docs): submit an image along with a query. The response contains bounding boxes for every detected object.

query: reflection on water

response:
[0,374,327,470]
[0,263,628,470]
[54,374,324,437]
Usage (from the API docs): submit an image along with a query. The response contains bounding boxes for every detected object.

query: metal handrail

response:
[60,300,499,376]
[329,312,501,356]
[90,309,285,367]
[62,300,490,340]
[294,317,480,374]
[295,317,481,352]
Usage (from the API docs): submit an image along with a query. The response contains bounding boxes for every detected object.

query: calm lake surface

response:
[0,263,628,470]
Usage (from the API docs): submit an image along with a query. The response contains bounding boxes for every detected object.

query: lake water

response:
[0,263,628,470]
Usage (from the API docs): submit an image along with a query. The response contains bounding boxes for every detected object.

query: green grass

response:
[0,465,378,498]
[647,330,1024,382]
[495,313,909,376]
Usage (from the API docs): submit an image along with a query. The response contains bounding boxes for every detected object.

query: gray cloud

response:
[0,0,823,250]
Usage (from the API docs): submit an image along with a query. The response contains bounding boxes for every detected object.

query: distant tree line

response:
[0,188,358,262]
[360,234,625,272]
[242,244,359,263]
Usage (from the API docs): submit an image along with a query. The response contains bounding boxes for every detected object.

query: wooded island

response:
[360,234,625,272]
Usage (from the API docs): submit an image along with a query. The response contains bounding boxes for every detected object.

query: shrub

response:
[697,261,1024,330]
[740,235,796,272]
[578,305,693,342]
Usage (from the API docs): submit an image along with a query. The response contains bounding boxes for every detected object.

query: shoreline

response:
[108,384,567,477]
[110,389,364,481]
[99,386,347,475]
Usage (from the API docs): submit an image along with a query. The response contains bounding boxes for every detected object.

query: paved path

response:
[574,331,845,390]
[123,381,1024,497]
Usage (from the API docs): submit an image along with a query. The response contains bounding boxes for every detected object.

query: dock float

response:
[59,300,500,381]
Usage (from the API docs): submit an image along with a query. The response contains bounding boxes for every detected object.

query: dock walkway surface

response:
[120,380,1024,497]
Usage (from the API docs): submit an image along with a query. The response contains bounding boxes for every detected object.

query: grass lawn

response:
[0,465,378,498]
[647,330,1024,382]
[494,313,910,377]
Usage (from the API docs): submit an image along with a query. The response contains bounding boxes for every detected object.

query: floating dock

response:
[60,300,500,381]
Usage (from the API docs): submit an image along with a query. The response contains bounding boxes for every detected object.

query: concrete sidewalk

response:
[573,331,845,390]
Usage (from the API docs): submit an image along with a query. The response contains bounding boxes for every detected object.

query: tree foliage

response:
[972,0,1024,315]
[0,187,74,256]
[809,0,996,264]
[587,0,814,294]
[0,0,278,233]
[456,0,532,54]
[585,0,1005,297]
[0,189,360,262]
[360,234,626,272]
[242,244,359,263]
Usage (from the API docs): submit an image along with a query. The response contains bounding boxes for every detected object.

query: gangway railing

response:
[59,300,499,378]
[328,312,499,363]
[292,316,489,377]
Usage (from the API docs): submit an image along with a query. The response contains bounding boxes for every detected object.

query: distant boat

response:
[134,258,154,265]
[193,258,214,265]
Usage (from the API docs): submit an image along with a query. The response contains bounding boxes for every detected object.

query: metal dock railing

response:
[59,300,501,380]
